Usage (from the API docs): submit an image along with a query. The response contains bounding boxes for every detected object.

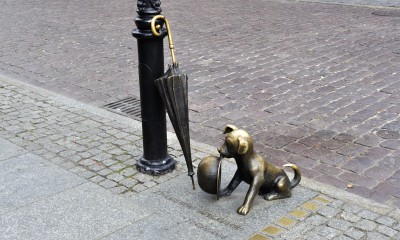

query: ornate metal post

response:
[132,0,176,175]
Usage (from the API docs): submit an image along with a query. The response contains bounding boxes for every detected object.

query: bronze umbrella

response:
[151,15,195,189]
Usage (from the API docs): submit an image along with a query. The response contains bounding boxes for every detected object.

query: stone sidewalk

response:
[0,0,399,208]
[1,74,400,239]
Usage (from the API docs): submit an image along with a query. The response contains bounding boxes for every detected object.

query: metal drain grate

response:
[103,96,142,121]
[372,10,400,17]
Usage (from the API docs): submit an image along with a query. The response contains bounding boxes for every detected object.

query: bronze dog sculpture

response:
[217,125,301,215]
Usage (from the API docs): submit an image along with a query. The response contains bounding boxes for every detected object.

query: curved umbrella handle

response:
[151,15,177,65]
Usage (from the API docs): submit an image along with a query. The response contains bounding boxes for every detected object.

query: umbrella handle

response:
[151,15,177,65]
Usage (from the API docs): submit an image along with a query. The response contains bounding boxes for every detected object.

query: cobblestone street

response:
[0,0,399,210]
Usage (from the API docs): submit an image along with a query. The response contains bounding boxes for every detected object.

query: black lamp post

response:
[132,0,176,175]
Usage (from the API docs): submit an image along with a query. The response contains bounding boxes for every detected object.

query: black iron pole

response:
[132,0,175,175]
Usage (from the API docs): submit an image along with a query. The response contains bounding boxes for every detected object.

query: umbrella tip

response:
[190,175,195,190]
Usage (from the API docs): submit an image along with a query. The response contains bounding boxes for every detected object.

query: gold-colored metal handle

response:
[151,15,176,65]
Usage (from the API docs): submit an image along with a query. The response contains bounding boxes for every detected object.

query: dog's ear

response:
[223,125,238,134]
[237,136,249,154]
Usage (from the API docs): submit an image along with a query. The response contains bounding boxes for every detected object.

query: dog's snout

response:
[218,146,230,158]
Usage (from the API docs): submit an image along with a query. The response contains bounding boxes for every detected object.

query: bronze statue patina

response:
[198,125,301,215]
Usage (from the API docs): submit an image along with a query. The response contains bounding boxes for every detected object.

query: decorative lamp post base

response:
[136,154,175,175]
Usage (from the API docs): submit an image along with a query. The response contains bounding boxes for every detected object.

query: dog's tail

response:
[283,164,301,189]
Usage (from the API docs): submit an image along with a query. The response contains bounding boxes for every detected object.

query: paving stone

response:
[143,181,157,188]
[66,155,82,163]
[354,134,382,147]
[276,216,297,228]
[131,184,148,193]
[89,175,105,183]
[342,156,375,174]
[97,168,113,176]
[115,154,132,162]
[327,219,352,231]
[380,140,400,150]
[344,228,365,240]
[109,163,126,172]
[305,214,328,226]
[119,178,139,188]
[366,232,390,240]
[93,153,113,162]
[357,209,379,220]
[98,144,115,151]
[262,225,282,237]
[249,234,271,240]
[98,179,118,189]
[304,231,325,240]
[102,159,118,167]
[152,174,173,184]
[88,164,105,172]
[376,216,397,227]
[355,219,377,231]
[108,148,126,156]
[375,182,400,198]
[49,157,65,165]
[60,161,75,170]
[133,173,154,184]
[334,234,352,240]
[318,206,341,218]
[120,167,137,177]
[394,223,400,231]
[109,186,128,194]
[340,211,361,223]
[123,159,137,166]
[76,170,97,179]
[342,203,363,214]
[279,222,313,240]
[107,173,125,182]
[376,225,398,238]
[315,226,341,239]
[396,232,400,240]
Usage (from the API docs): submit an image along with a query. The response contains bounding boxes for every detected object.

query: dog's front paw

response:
[219,188,232,197]
[237,205,250,215]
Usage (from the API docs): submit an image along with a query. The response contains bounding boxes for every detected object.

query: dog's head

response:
[218,125,253,158]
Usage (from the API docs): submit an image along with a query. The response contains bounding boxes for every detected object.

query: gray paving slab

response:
[102,212,221,240]
[109,163,317,240]
[0,153,85,215]
[0,138,27,161]
[0,182,151,240]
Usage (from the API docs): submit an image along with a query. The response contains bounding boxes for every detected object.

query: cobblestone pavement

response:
[0,75,210,195]
[1,76,399,240]
[249,194,400,240]
[0,0,399,208]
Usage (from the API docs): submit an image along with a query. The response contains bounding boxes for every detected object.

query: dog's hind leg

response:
[263,176,292,201]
